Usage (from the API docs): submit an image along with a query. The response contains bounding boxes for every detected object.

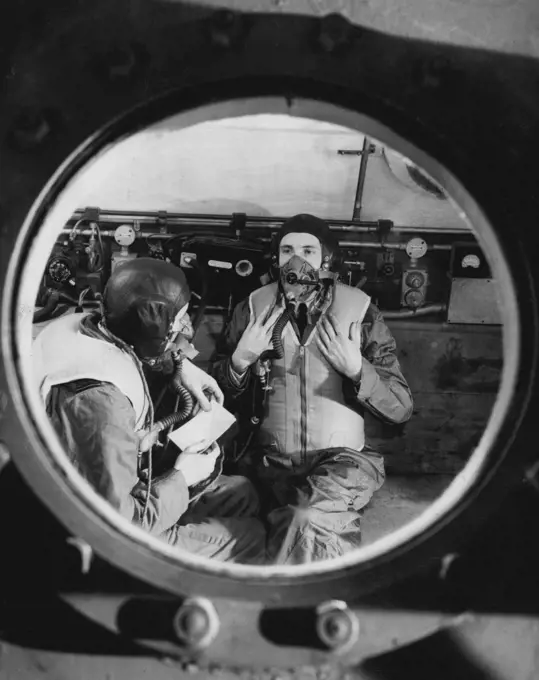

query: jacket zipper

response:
[299,345,306,462]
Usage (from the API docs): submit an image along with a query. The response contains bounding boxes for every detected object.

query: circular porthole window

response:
[0,83,534,619]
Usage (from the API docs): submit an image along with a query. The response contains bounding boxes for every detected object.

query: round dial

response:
[114,224,136,247]
[405,271,426,289]
[462,253,481,269]
[48,258,72,283]
[404,289,424,308]
[405,237,428,259]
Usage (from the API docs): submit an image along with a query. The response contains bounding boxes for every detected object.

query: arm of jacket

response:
[210,298,254,404]
[49,382,190,535]
[347,303,414,425]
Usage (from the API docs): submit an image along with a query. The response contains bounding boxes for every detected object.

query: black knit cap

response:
[104,258,190,359]
[277,213,339,259]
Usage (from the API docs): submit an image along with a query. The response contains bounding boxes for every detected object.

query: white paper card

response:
[167,401,237,451]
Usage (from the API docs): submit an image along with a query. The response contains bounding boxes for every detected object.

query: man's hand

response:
[316,313,363,380]
[231,303,284,373]
[174,441,220,487]
[181,360,224,412]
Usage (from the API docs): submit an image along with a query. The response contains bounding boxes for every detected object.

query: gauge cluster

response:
[36,209,498,325]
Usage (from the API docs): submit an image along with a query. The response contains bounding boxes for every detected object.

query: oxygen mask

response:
[279,255,320,303]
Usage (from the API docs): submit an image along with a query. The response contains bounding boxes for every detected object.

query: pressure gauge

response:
[405,237,428,259]
[404,289,424,308]
[48,257,74,284]
[405,271,426,289]
[462,253,481,269]
[114,224,136,247]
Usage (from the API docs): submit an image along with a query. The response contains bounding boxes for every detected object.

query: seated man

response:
[32,257,265,565]
[211,214,413,565]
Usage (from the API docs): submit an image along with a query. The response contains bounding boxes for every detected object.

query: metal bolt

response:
[173,597,220,650]
[414,55,453,89]
[10,109,53,150]
[208,10,246,50]
[316,14,355,55]
[0,441,10,475]
[439,552,460,580]
[316,600,359,652]
[106,45,138,80]
[94,42,148,85]
[66,536,94,574]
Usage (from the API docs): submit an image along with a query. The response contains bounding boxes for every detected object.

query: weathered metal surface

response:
[1,0,539,677]
[368,320,502,474]
[447,278,502,325]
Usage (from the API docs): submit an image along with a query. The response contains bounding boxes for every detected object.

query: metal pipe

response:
[382,304,447,319]
[352,136,370,220]
[70,209,472,235]
[339,241,452,251]
[62,229,453,251]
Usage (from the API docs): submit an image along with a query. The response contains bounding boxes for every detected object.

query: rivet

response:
[66,536,94,574]
[173,597,220,650]
[9,109,53,150]
[414,55,453,89]
[107,46,137,79]
[439,552,460,580]
[94,42,148,85]
[316,13,355,55]
[315,600,359,652]
[207,10,247,50]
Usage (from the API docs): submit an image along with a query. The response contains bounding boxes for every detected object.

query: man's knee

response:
[197,474,260,518]
[266,504,360,564]
[166,517,267,565]
[221,475,260,515]
[269,497,363,539]
[269,502,330,532]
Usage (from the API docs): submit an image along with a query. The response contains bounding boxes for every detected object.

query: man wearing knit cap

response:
[33,258,266,564]
[212,214,413,564]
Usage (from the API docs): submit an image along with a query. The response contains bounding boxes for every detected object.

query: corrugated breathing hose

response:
[259,307,291,361]
[151,351,194,434]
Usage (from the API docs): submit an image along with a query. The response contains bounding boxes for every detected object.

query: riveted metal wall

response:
[1,1,539,678]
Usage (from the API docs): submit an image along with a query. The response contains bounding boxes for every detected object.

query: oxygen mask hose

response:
[140,352,195,453]
[269,307,292,359]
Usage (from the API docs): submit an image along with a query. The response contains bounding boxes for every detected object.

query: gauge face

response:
[406,237,428,259]
[114,224,136,247]
[48,258,72,283]
[404,289,424,308]
[405,271,426,289]
[462,253,481,269]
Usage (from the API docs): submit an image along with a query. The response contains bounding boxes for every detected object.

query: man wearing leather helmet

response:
[212,214,413,564]
[33,258,265,564]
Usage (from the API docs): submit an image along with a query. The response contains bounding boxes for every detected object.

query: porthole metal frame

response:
[0,75,536,609]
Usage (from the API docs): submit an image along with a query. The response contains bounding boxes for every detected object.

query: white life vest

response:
[249,282,371,461]
[32,313,149,431]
